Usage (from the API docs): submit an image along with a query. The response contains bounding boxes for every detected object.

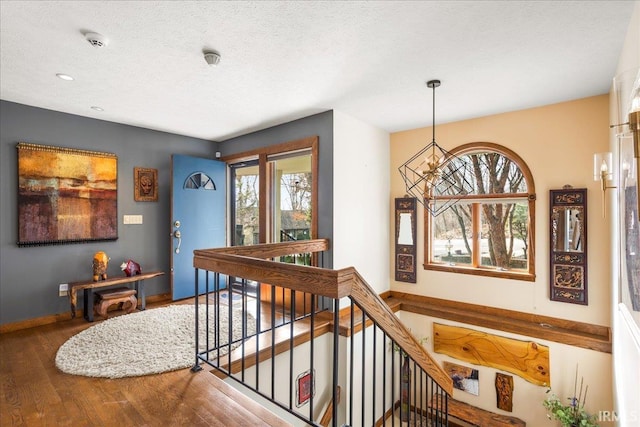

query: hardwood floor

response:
[0,298,292,427]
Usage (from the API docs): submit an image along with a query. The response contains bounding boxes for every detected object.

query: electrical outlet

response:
[59,283,68,297]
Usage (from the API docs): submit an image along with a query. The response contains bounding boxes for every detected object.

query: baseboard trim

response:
[0,293,172,334]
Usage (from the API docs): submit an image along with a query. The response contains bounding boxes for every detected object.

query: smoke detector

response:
[85,32,109,48]
[204,51,221,66]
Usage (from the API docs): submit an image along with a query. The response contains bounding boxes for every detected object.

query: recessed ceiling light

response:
[56,73,74,81]
[91,106,104,111]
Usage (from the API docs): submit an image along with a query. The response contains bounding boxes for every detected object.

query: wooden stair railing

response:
[193,239,453,396]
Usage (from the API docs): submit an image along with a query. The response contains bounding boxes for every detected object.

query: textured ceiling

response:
[0,1,635,142]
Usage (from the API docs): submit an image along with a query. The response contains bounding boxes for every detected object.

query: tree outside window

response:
[425,143,536,281]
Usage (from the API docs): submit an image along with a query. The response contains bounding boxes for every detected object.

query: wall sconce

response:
[593,151,617,217]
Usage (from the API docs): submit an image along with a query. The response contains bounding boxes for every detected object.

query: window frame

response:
[424,142,536,281]
[222,136,318,245]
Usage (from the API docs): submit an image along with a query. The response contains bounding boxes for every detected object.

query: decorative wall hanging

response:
[433,323,550,386]
[395,197,417,283]
[296,369,315,407]
[443,361,479,396]
[495,373,514,412]
[17,143,118,246]
[134,167,158,202]
[549,187,588,305]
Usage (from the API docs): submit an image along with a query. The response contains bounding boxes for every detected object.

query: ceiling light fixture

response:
[91,106,104,111]
[398,80,472,216]
[204,51,221,66]
[56,73,74,81]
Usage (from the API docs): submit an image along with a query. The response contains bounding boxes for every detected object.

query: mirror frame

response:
[549,187,588,305]
[395,197,417,283]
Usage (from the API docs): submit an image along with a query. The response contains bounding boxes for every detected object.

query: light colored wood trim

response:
[349,271,453,394]
[430,394,526,427]
[220,136,318,163]
[385,291,611,353]
[199,239,329,258]
[472,203,480,267]
[310,138,319,240]
[319,386,341,427]
[0,293,171,334]
[423,262,536,282]
[433,323,550,386]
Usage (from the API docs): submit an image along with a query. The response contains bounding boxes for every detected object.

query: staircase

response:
[190,239,453,426]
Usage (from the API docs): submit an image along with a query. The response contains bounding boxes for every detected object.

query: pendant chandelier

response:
[398,80,471,216]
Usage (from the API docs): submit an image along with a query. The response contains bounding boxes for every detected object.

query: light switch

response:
[123,215,143,225]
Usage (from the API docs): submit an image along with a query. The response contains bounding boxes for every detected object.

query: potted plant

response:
[543,367,598,427]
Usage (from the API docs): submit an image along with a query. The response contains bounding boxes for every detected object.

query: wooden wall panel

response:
[433,323,550,386]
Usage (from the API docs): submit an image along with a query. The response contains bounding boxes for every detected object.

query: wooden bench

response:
[94,287,137,318]
[67,271,164,322]
[430,394,526,427]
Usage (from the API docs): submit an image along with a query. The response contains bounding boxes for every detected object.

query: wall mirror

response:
[550,187,587,305]
[395,197,417,283]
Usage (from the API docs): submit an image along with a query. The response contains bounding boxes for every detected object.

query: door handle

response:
[173,230,182,254]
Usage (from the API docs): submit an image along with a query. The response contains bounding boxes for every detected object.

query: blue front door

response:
[171,154,226,300]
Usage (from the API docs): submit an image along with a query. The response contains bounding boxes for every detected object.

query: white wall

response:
[333,111,390,294]
[611,2,640,426]
[399,311,612,427]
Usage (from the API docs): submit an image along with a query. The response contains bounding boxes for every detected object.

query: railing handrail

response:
[192,239,453,395]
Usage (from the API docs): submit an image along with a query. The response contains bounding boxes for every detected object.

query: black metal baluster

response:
[289,290,295,410]
[349,301,355,427]
[309,293,316,422]
[360,309,365,427]
[372,324,377,426]
[191,268,202,372]
[332,298,340,427]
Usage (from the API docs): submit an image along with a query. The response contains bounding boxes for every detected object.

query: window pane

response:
[270,152,312,265]
[480,202,529,270]
[443,152,528,196]
[232,163,260,246]
[432,204,473,266]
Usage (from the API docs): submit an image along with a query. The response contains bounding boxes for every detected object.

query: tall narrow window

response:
[268,151,312,244]
[425,142,536,281]
[231,160,260,246]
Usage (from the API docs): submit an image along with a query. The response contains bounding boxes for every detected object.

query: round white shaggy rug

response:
[55,304,256,379]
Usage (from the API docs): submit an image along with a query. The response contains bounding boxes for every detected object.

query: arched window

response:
[425,142,536,281]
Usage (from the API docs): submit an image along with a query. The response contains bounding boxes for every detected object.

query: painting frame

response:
[296,369,315,407]
[17,142,118,246]
[134,167,158,202]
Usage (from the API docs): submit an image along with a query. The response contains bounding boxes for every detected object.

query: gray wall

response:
[0,101,217,324]
[0,102,334,325]
[219,111,334,268]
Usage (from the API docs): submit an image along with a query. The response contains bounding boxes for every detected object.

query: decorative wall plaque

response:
[550,187,588,304]
[395,197,417,283]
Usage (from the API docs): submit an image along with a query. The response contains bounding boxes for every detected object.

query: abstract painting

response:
[443,361,479,395]
[17,142,118,246]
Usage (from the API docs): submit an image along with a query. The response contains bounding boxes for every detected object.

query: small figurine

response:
[92,251,110,281]
[120,259,142,277]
